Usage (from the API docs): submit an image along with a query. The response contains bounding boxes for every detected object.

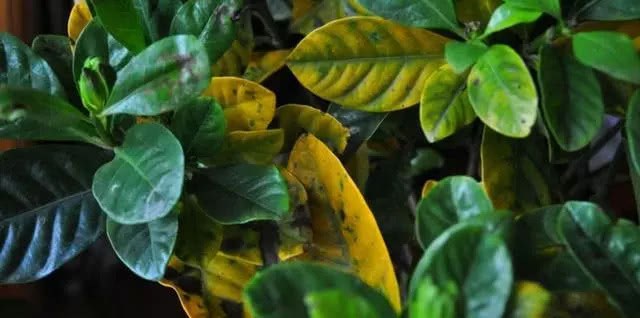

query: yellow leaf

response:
[243,50,291,83]
[287,16,449,112]
[213,41,253,77]
[203,77,276,132]
[421,179,438,198]
[345,144,370,191]
[68,1,92,41]
[278,168,314,245]
[204,254,260,302]
[481,127,552,212]
[287,134,401,311]
[509,281,551,318]
[218,225,305,266]
[207,129,284,165]
[276,104,350,153]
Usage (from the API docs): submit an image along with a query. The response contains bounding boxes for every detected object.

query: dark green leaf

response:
[171,97,226,159]
[189,164,289,224]
[357,0,461,32]
[174,196,222,267]
[408,148,444,177]
[31,35,80,106]
[483,3,542,37]
[92,0,148,53]
[0,87,102,145]
[572,31,640,84]
[539,44,604,151]
[304,290,384,318]
[0,32,64,97]
[559,201,640,316]
[578,0,640,21]
[444,40,488,74]
[326,103,387,158]
[468,45,538,138]
[107,211,178,281]
[626,91,640,176]
[409,223,513,318]
[92,123,185,224]
[0,145,109,283]
[102,35,210,116]
[73,20,132,84]
[506,0,561,18]
[171,0,241,62]
[415,176,493,247]
[244,262,396,318]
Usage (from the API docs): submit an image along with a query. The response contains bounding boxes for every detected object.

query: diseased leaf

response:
[287,16,449,112]
[102,35,210,116]
[207,129,284,165]
[287,134,401,311]
[218,224,305,265]
[277,104,350,153]
[203,77,276,131]
[170,0,241,62]
[0,145,109,283]
[444,40,488,74]
[483,3,542,37]
[409,223,513,318]
[92,123,185,224]
[481,128,554,212]
[243,50,291,83]
[539,44,604,151]
[572,31,640,84]
[415,176,493,248]
[244,262,397,318]
[189,164,290,224]
[420,64,476,142]
[326,103,387,158]
[171,97,226,159]
[356,0,461,32]
[107,211,178,281]
[468,45,538,138]
[174,196,223,268]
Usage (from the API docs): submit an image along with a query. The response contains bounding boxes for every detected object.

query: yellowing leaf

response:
[287,134,401,311]
[509,281,551,318]
[207,129,285,165]
[421,179,438,197]
[68,1,92,41]
[277,104,350,153]
[205,254,260,302]
[213,41,253,77]
[243,50,291,83]
[287,16,449,112]
[203,77,276,132]
[218,225,305,266]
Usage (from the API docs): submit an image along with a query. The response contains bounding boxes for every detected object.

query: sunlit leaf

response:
[277,104,350,153]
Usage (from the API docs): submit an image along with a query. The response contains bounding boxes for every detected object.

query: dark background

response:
[0,2,187,317]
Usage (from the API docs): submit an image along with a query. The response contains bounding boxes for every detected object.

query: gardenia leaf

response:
[626,91,640,175]
[572,31,640,84]
[92,0,148,53]
[171,97,226,159]
[276,104,350,154]
[483,3,542,37]
[444,40,488,74]
[355,0,461,32]
[578,0,640,21]
[304,290,384,318]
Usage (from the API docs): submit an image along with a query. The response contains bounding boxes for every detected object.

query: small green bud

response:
[79,57,110,114]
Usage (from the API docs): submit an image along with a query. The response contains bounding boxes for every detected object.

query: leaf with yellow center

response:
[287,16,450,112]
[287,134,401,312]
[203,77,276,132]
[277,104,350,154]
[67,1,92,41]
[206,129,284,165]
[243,50,291,83]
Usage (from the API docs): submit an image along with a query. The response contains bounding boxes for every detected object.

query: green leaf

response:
[356,0,461,32]
[243,262,397,318]
[304,290,384,318]
[468,45,538,138]
[189,164,290,224]
[72,20,132,84]
[408,148,444,177]
[415,176,493,248]
[171,97,226,159]
[506,0,561,18]
[326,103,387,158]
[0,145,109,283]
[144,0,184,40]
[0,87,102,145]
[102,35,210,116]
[31,35,80,105]
[572,31,640,84]
[444,40,488,74]
[174,196,223,268]
[558,201,640,316]
[0,32,64,97]
[92,123,185,224]
[92,0,148,53]
[578,0,640,21]
[483,4,542,37]
[420,64,476,142]
[409,223,513,318]
[171,0,241,62]
[538,44,604,151]
[626,91,640,176]
[410,278,458,318]
[107,211,178,281]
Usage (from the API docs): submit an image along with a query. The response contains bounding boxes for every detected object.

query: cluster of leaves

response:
[1,0,640,317]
